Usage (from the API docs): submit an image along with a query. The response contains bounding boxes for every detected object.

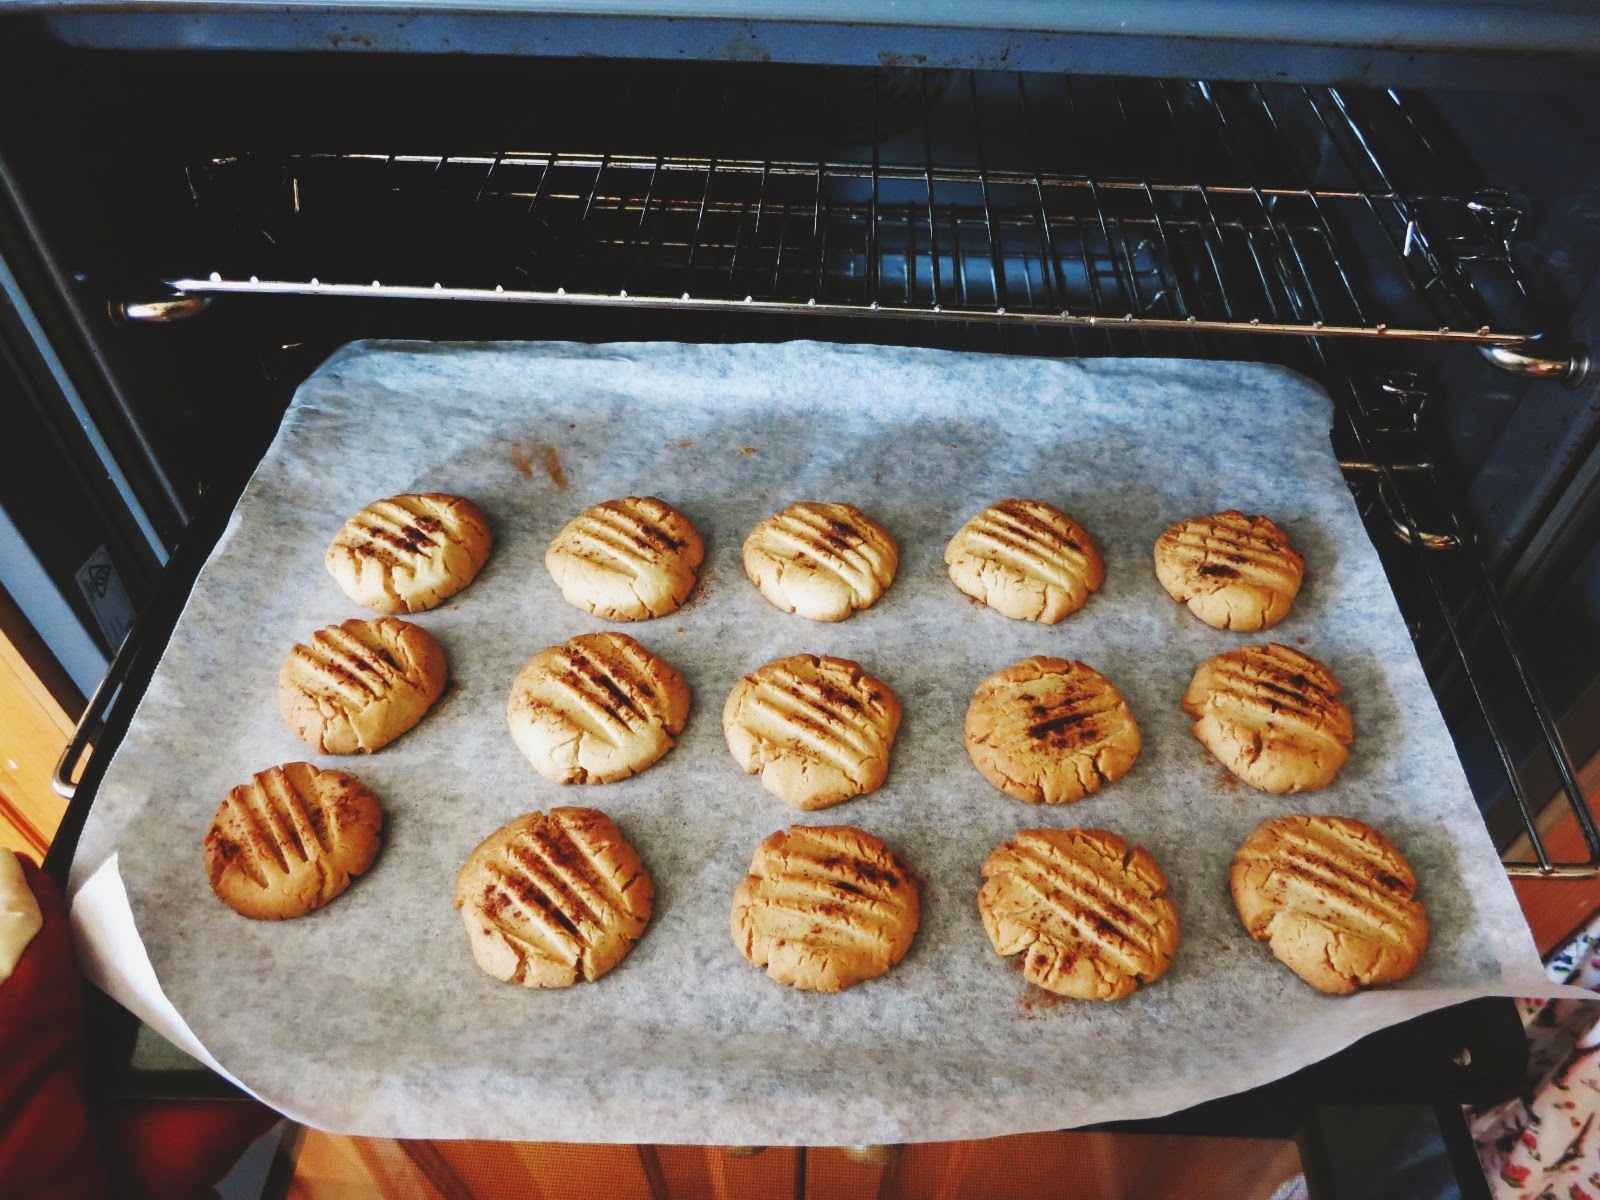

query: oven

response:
[2,7,1597,1196]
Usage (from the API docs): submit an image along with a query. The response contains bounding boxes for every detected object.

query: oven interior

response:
[4,48,1595,883]
[2,44,1598,1191]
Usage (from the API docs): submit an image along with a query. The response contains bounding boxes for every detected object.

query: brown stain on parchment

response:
[509,441,569,490]
[538,445,569,491]
[509,443,533,480]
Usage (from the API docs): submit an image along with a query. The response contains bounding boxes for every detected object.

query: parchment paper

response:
[74,340,1561,1144]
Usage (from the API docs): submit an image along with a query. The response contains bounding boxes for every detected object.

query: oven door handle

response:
[52,629,141,801]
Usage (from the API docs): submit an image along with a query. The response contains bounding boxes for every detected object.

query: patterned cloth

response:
[1471,923,1600,1197]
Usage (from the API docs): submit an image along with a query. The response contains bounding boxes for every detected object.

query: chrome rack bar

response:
[165,274,1539,344]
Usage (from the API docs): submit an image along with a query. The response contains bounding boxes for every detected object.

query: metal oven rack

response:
[90,68,1597,877]
[174,76,1562,352]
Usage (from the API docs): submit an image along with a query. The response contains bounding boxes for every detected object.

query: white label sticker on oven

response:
[74,546,135,653]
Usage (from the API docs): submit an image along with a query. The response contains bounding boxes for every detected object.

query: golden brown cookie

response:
[455,808,654,989]
[742,502,897,622]
[1231,814,1428,995]
[279,618,448,754]
[545,496,705,621]
[1154,510,1304,632]
[506,632,690,784]
[722,654,902,811]
[204,763,383,920]
[978,828,1179,1001]
[1183,643,1352,793]
[945,499,1104,623]
[964,657,1141,804]
[731,825,919,993]
[326,493,492,614]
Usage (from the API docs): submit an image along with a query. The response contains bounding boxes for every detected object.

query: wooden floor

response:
[283,1133,1305,1200]
[1512,772,1600,956]
[0,586,76,863]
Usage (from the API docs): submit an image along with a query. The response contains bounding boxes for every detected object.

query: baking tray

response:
[68,340,1558,1143]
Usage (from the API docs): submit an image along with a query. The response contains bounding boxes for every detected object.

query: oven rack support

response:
[1326,360,1600,878]
[151,74,1585,382]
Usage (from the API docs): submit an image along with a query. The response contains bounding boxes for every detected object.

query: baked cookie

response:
[945,499,1104,623]
[204,763,383,920]
[1183,643,1352,793]
[964,657,1141,804]
[979,828,1179,1001]
[1231,814,1427,995]
[326,493,492,614]
[506,632,690,784]
[455,808,654,988]
[742,502,897,622]
[731,825,919,993]
[723,655,901,811]
[545,496,704,621]
[279,618,448,754]
[1155,510,1304,632]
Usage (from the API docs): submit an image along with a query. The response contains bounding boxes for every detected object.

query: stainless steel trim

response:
[115,294,213,324]
[50,626,138,800]
[1479,338,1591,386]
[21,0,1600,59]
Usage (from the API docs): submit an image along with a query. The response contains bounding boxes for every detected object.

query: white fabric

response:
[1470,918,1600,1197]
